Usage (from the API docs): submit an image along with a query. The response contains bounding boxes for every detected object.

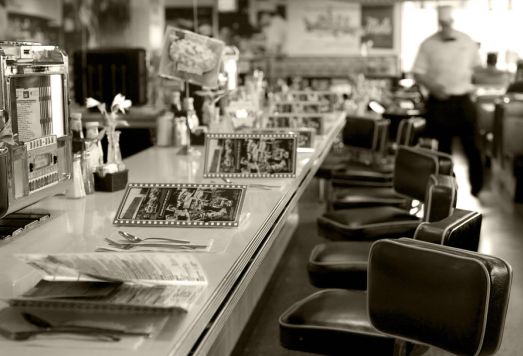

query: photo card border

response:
[113,182,247,227]
[203,132,298,178]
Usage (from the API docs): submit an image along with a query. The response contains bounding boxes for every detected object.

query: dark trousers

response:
[425,94,484,193]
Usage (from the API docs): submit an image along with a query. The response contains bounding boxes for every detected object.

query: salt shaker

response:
[81,151,95,194]
[66,153,86,199]
[70,113,85,154]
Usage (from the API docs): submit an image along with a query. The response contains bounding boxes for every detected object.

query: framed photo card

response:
[288,90,338,112]
[244,128,316,149]
[203,133,298,178]
[265,113,326,135]
[273,102,295,114]
[114,183,246,227]
[273,98,335,114]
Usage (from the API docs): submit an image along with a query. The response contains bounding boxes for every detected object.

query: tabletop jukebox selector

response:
[0,41,72,219]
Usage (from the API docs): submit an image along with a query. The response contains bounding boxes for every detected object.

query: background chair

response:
[315,116,390,201]
[327,117,427,189]
[280,239,512,356]
[492,95,523,202]
[308,208,481,290]
[328,117,429,210]
[317,146,454,242]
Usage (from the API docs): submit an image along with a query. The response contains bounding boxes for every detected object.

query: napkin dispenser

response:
[0,41,72,219]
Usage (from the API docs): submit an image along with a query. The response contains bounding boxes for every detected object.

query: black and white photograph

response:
[273,100,332,114]
[289,90,339,112]
[245,128,315,149]
[203,133,297,178]
[273,101,294,114]
[2,1,522,356]
[114,183,246,227]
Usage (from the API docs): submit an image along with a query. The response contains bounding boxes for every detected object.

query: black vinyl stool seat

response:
[309,208,482,290]
[330,186,410,210]
[318,146,454,241]
[280,239,512,356]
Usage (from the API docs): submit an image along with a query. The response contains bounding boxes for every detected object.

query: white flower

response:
[85,97,101,108]
[85,94,131,130]
[85,97,106,114]
[111,94,132,114]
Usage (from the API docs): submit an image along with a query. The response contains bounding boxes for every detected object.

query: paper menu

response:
[8,254,208,313]
[15,253,207,285]
[11,281,206,312]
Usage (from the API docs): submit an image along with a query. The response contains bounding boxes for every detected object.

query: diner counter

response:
[0,112,345,356]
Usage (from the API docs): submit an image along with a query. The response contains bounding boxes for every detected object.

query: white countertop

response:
[0,112,345,356]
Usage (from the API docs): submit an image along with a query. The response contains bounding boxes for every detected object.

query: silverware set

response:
[118,230,190,244]
[95,231,209,252]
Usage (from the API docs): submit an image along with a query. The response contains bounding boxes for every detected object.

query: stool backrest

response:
[396,117,426,147]
[343,116,390,165]
[493,97,523,166]
[415,208,482,252]
[393,146,453,202]
[423,174,457,222]
[343,116,389,151]
[368,238,512,356]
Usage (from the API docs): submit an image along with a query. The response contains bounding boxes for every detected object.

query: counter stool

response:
[316,116,390,200]
[308,208,481,290]
[329,117,427,191]
[328,118,426,210]
[279,239,512,356]
[317,146,454,242]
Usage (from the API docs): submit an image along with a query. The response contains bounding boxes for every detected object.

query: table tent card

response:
[114,183,246,227]
[272,101,323,114]
[158,26,225,88]
[203,133,297,178]
[243,128,315,149]
[287,90,339,112]
[265,113,326,135]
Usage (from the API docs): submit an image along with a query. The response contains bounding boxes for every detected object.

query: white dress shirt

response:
[412,30,481,96]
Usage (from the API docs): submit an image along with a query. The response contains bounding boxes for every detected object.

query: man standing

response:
[412,5,484,196]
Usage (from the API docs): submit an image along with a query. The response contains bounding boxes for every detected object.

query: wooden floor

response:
[232,150,523,355]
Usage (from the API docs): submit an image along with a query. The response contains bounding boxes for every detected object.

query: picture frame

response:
[288,90,339,112]
[158,26,225,88]
[113,183,246,227]
[203,133,298,178]
[244,128,316,149]
[273,100,332,114]
[265,113,326,135]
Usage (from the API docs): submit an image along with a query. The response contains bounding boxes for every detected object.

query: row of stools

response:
[278,116,513,355]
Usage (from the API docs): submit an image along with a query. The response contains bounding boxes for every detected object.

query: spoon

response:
[118,231,190,244]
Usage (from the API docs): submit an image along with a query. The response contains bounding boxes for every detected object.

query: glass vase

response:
[107,129,125,170]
